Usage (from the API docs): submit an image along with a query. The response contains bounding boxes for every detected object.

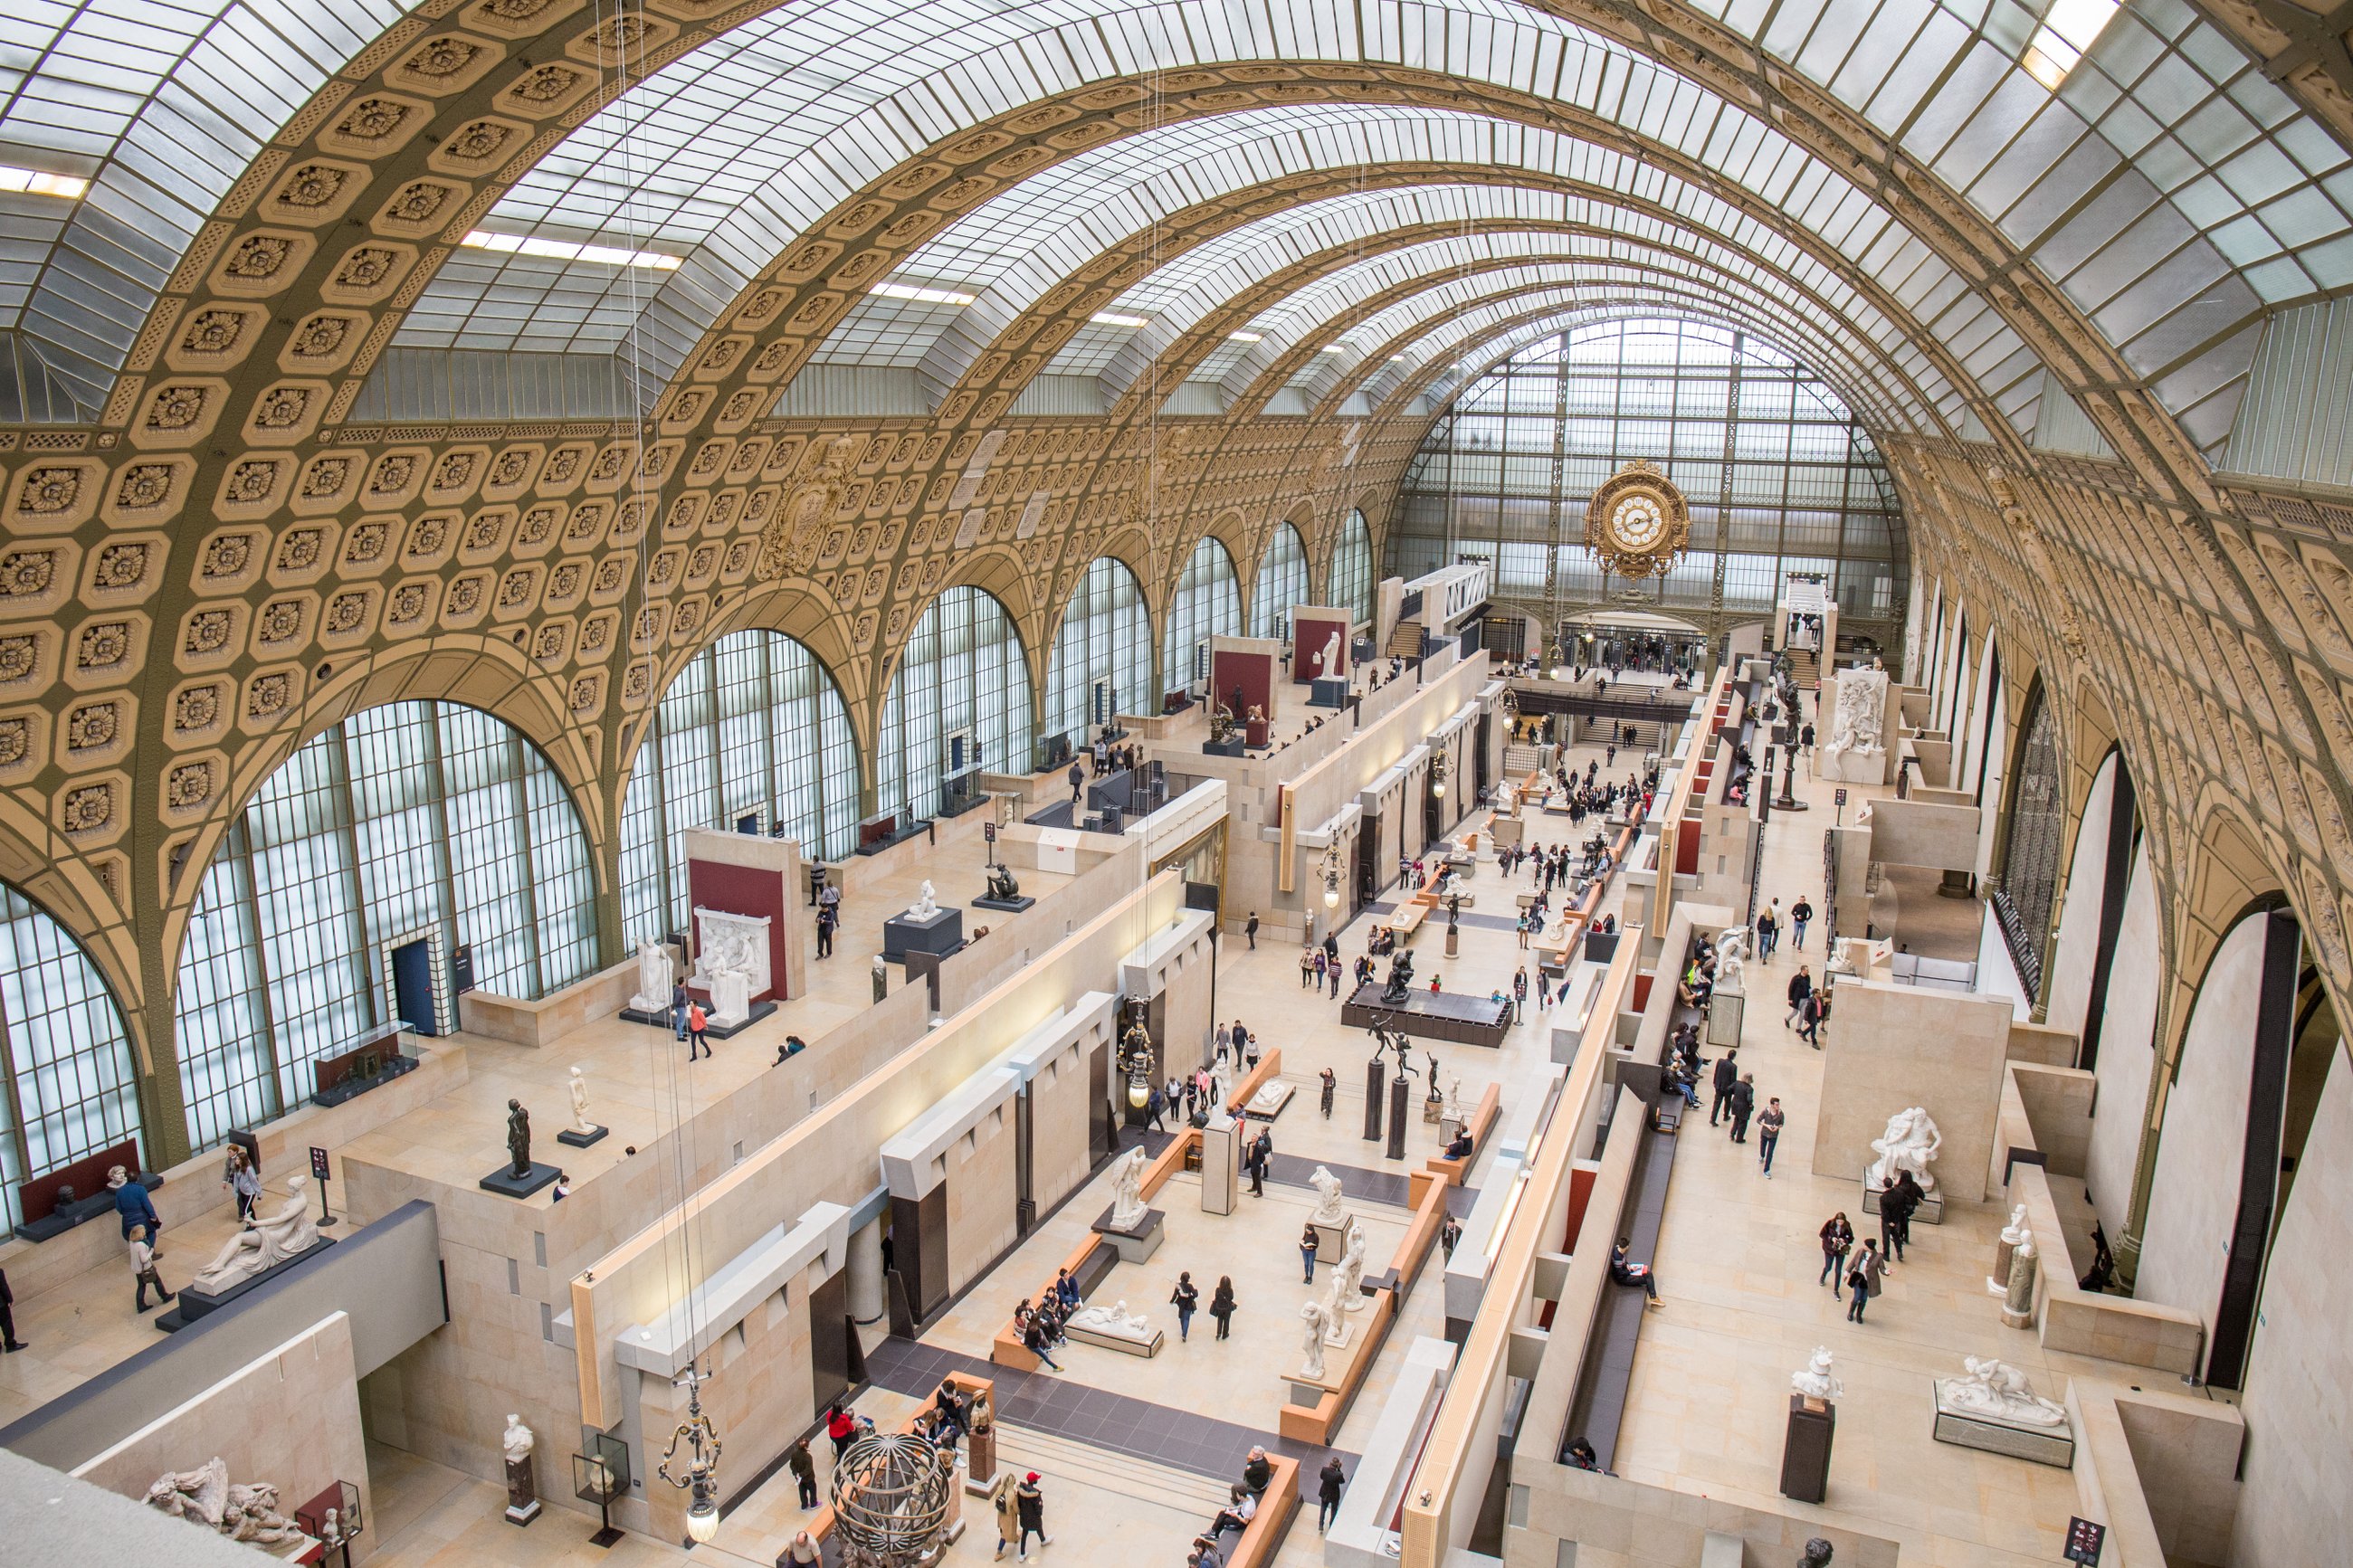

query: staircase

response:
[989,1424,1234,1514]
[1782,646,1819,688]
[1386,617,1424,659]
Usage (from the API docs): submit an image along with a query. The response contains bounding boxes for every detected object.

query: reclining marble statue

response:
[191,1174,323,1294]
[1942,1355,2067,1427]
[145,1457,301,1545]
[1067,1299,1151,1340]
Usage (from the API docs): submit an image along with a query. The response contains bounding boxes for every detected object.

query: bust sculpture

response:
[1944,1356,2067,1428]
[1307,1165,1347,1226]
[629,939,672,1012]
[1864,1106,1940,1193]
[1799,1541,1834,1568]
[2001,1205,2029,1245]
[1108,1145,1148,1231]
[502,1413,538,1521]
[1298,1298,1335,1381]
[507,1098,532,1178]
[503,1413,535,1464]
[191,1174,321,1293]
[910,880,939,919]
[569,1068,595,1135]
[1790,1346,1843,1402]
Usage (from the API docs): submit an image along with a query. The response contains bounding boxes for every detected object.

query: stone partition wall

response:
[73,1312,372,1563]
[1806,976,2011,1202]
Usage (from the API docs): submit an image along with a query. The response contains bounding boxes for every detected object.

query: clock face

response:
[1609,492,1666,552]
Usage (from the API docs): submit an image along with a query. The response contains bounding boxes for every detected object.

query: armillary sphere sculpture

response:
[828,1433,956,1567]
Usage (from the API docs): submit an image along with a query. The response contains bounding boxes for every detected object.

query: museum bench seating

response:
[1414,1083,1500,1199]
[1565,1088,1682,1471]
[1205,1451,1299,1568]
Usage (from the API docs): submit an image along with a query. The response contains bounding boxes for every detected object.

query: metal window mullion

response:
[230,820,286,1126]
[329,721,377,1041]
[504,723,546,993]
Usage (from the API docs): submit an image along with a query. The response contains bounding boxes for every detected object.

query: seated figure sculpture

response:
[190,1174,323,1294]
[1864,1107,1942,1194]
[1381,949,1417,1003]
[986,863,1021,902]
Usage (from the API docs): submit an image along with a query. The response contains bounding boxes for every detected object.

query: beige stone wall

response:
[1029,1036,1096,1218]
[1805,976,2011,1202]
[74,1311,372,1563]
[2082,845,2160,1220]
[945,1097,1022,1296]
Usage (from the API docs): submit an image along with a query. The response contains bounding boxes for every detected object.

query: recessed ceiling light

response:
[1091,311,1150,328]
[462,231,681,270]
[868,280,977,305]
[1319,345,1346,354]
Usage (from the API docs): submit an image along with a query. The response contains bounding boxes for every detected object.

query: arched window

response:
[1329,509,1375,626]
[174,702,598,1153]
[1253,522,1309,639]
[879,587,1032,822]
[620,631,860,945]
[1990,683,2062,1002]
[0,885,143,1231]
[1163,537,1241,698]
[1043,557,1152,753]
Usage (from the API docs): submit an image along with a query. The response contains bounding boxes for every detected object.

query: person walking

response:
[1319,1067,1337,1117]
[1440,1212,1462,1261]
[1784,965,1813,1030]
[1300,1221,1320,1283]
[825,1400,859,1461]
[1818,1212,1854,1298]
[1329,958,1340,999]
[991,1473,1022,1561]
[1068,760,1084,804]
[1299,948,1316,990]
[786,1436,818,1508]
[1145,1084,1167,1133]
[1170,1271,1199,1342]
[1798,722,1815,779]
[1881,1169,1923,1263]
[1015,1471,1051,1559]
[686,1000,711,1060]
[672,978,691,1042]
[129,1223,173,1314]
[1245,911,1259,950]
[1844,1239,1885,1322]
[1757,1097,1786,1175]
[1709,1048,1739,1126]
[815,902,835,958]
[222,1144,261,1222]
[1511,968,1529,1023]
[1797,988,1825,1048]
[1316,1457,1348,1533]
[1789,896,1814,951]
[1209,1276,1236,1340]
[110,1166,158,1243]
[1756,899,1781,961]
[1727,1072,1757,1143]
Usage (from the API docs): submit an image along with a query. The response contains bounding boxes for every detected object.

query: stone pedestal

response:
[480,1161,562,1200]
[1310,677,1349,708]
[1311,1216,1357,1262]
[1090,1204,1165,1262]
[883,906,964,964]
[848,1217,886,1324]
[1862,1180,1945,1224]
[1779,1395,1834,1504]
[1200,1115,1241,1215]
[710,968,753,1029]
[2000,1245,2038,1330]
[557,1123,608,1148]
[963,1423,997,1497]
[1988,1235,2020,1295]
[505,1456,540,1526]
[1705,984,1743,1049]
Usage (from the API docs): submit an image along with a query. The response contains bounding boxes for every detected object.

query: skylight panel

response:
[462,232,681,271]
[2024,0,2119,90]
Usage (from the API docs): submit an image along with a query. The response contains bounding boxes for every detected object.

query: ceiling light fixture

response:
[1319,344,1346,354]
[0,165,88,200]
[1091,311,1150,328]
[868,280,977,306]
[461,231,681,270]
[1227,330,1263,343]
[2023,0,2118,90]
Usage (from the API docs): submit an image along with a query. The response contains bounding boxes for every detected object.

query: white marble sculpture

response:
[1791,1347,1843,1402]
[568,1068,595,1135]
[1308,1165,1348,1226]
[1320,629,1342,679]
[1865,1107,1942,1194]
[1943,1356,2067,1428]
[1824,666,1890,770]
[1246,1080,1289,1116]
[2001,1205,2029,1245]
[629,939,673,1012]
[191,1174,321,1293]
[689,906,773,1028]
[1333,1224,1368,1312]
[1444,1074,1465,1124]
[1715,926,1748,988]
[1494,782,1517,816]
[1108,1145,1148,1231]
[1298,1298,1335,1381]
[145,1458,300,1545]
[911,880,939,919]
[1069,1299,1151,1338]
[504,1414,535,1464]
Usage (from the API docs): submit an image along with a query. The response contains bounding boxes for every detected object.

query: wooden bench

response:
[1388,900,1431,940]
[1203,1451,1300,1568]
[1412,1082,1501,1202]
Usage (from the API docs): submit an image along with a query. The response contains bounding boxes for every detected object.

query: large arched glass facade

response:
[1043,558,1152,754]
[1329,509,1375,628]
[1162,537,1242,699]
[879,587,1032,822]
[1991,682,2064,1004]
[620,631,861,946]
[0,887,144,1231]
[173,702,599,1154]
[1392,320,1906,646]
[1252,522,1309,639]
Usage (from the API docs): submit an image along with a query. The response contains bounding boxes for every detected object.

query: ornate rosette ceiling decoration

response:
[1583,460,1689,582]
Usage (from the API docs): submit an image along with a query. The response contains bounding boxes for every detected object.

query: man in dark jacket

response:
[1709,1049,1740,1126]
[1726,1073,1757,1143]
[1880,1170,1923,1262]
[1241,1448,1273,1497]
[1784,965,1813,1030]
[109,1166,158,1242]
[0,1268,22,1352]
[1316,1457,1347,1532]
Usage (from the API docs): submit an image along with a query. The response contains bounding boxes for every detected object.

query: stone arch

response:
[627,580,867,791]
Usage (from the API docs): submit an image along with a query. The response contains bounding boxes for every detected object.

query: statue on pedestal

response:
[503,1414,539,1523]
[872,955,888,1003]
[507,1098,532,1178]
[569,1068,595,1136]
[1790,1347,1843,1402]
[1380,950,1415,1003]
[190,1175,322,1293]
[1319,629,1342,679]
[629,939,673,1013]
[1108,1145,1148,1231]
[910,880,939,919]
[986,864,1021,902]
[1307,1165,1347,1226]
[1298,1298,1334,1381]
[1333,1224,1367,1310]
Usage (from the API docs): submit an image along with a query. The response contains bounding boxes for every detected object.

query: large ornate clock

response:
[1584,460,1691,580]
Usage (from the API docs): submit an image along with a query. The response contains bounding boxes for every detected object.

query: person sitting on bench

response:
[1610,1238,1662,1309]
[1443,1128,1474,1161]
[1208,1484,1258,1537]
